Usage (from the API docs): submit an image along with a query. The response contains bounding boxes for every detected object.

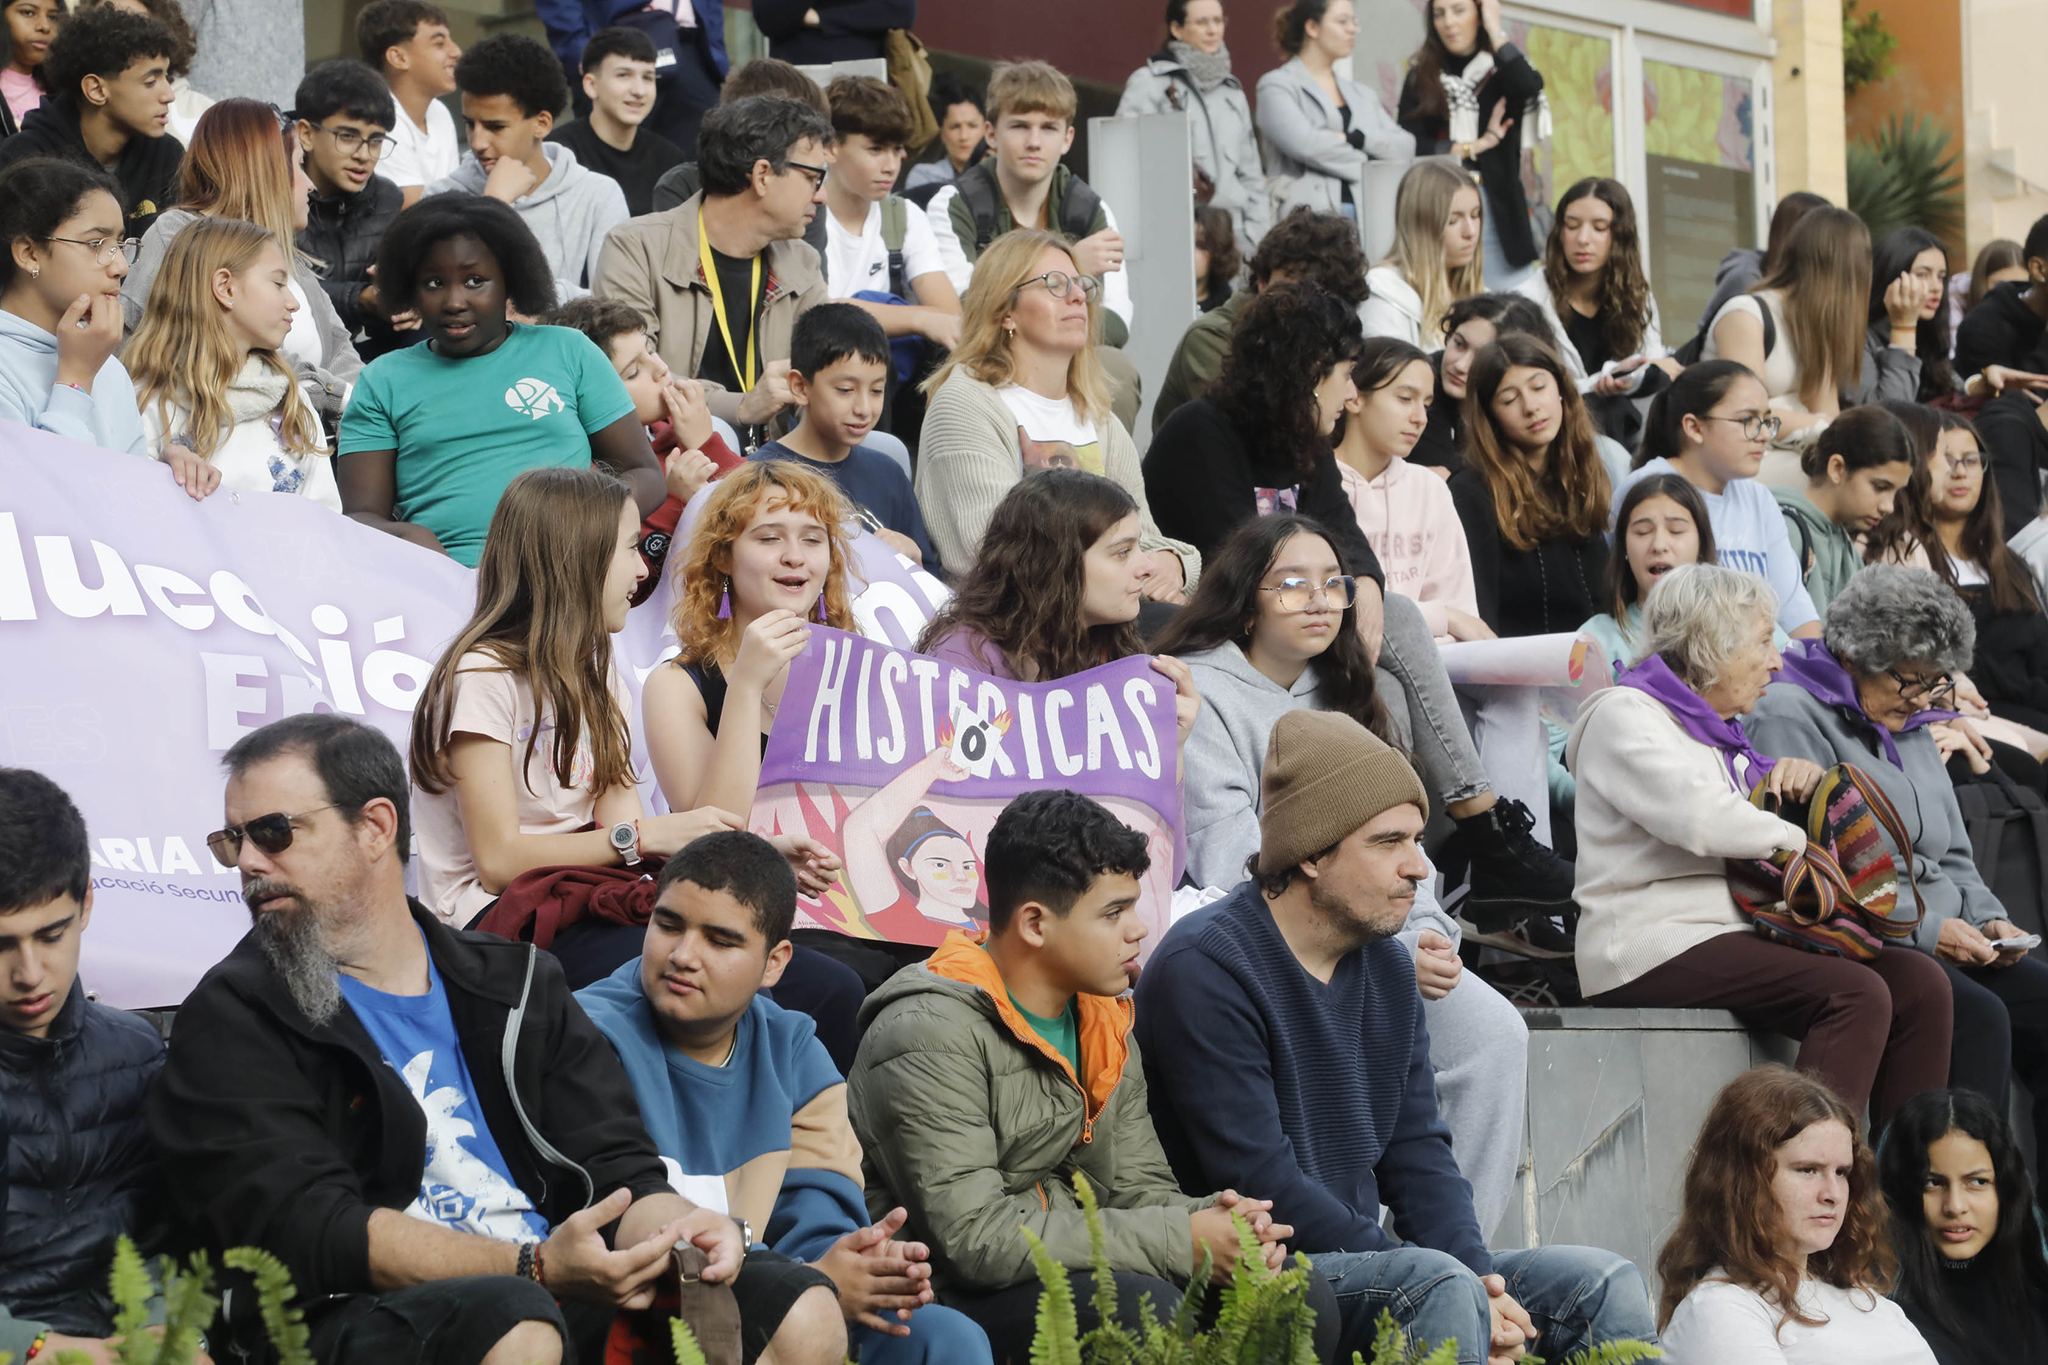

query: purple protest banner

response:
[0,425,473,1007]
[746,626,1184,953]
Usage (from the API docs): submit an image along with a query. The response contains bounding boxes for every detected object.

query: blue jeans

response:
[1313,1245,1657,1365]
[854,1303,994,1364]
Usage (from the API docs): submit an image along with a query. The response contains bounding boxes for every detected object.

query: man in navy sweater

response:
[1134,711,1656,1364]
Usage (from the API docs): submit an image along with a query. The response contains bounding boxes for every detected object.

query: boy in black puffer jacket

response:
[0,768,165,1364]
[294,60,411,361]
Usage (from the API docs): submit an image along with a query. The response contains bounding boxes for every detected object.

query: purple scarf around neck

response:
[1617,652,1777,787]
[1773,638,1957,767]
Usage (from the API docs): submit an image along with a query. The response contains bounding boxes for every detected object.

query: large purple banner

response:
[748,627,1184,951]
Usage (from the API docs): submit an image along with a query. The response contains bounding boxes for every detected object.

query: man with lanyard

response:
[595,94,832,448]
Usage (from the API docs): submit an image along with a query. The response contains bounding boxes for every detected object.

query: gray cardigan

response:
[1254,57,1413,221]
[1746,680,2007,951]
[1118,53,1270,251]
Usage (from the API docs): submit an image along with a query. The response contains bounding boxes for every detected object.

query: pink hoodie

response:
[1339,457,1479,640]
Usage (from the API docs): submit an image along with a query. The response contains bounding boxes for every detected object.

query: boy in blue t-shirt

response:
[335,193,666,566]
[577,831,991,1365]
[752,303,938,573]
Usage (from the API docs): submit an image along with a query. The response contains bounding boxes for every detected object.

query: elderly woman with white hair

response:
[1748,562,2048,1172]
[1566,563,1953,1124]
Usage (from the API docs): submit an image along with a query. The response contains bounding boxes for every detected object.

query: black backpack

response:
[1953,764,2048,958]
[950,161,1103,254]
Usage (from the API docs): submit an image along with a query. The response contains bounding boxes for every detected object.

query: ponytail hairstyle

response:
[1382,158,1486,339]
[1403,0,1497,123]
[1605,472,1717,636]
[125,218,323,460]
[1759,191,1830,279]
[1801,403,1916,482]
[1209,281,1363,478]
[1440,289,1556,348]
[410,467,638,798]
[1868,227,1953,398]
[1542,177,1652,360]
[1965,238,2024,315]
[1334,334,1431,447]
[1270,0,1336,56]
[1463,332,1610,549]
[176,97,313,275]
[1151,513,1396,745]
[1753,206,1870,413]
[1633,359,1757,470]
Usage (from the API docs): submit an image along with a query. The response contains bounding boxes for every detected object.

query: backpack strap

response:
[880,194,909,299]
[1788,507,1815,578]
[953,164,1002,256]
[1059,176,1104,244]
[1760,297,1777,359]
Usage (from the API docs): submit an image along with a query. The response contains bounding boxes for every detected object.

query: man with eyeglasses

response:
[595,94,832,438]
[0,768,171,1365]
[294,60,411,361]
[148,713,850,1365]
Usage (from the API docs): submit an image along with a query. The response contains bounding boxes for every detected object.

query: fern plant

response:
[223,1248,313,1365]
[1847,114,1964,243]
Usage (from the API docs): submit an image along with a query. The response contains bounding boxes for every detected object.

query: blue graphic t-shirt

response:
[338,946,551,1241]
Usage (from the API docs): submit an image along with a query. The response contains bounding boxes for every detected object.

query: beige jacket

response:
[592,192,829,424]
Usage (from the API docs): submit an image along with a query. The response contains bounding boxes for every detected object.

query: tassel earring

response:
[716,576,732,620]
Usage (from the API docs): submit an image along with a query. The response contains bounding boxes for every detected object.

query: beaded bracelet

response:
[25,1329,50,1360]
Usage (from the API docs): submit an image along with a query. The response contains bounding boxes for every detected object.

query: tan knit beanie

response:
[1256,710,1430,875]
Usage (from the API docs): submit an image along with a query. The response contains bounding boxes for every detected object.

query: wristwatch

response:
[610,819,642,868]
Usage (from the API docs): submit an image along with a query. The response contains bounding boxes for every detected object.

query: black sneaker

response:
[1442,796,1577,916]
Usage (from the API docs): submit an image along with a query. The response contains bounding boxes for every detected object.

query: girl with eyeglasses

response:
[1619,358,1823,639]
[917,228,1199,601]
[1152,510,1533,1239]
[0,157,147,455]
[118,97,363,430]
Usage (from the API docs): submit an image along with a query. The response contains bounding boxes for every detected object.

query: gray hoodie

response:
[1179,642,1456,945]
[426,143,628,302]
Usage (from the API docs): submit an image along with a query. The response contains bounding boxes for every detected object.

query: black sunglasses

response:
[207,804,336,864]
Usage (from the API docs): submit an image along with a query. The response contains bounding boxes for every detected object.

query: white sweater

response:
[1563,685,1803,997]
[140,399,341,512]
[1359,266,1425,345]
[1662,1277,1937,1365]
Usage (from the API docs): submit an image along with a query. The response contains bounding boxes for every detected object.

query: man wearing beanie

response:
[1135,711,1658,1364]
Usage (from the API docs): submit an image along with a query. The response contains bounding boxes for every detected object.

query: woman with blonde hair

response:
[1702,205,1875,438]
[118,96,361,421]
[915,227,1199,600]
[1360,157,1485,346]
[1659,1066,1935,1362]
[124,216,334,507]
[409,466,832,927]
[642,461,859,816]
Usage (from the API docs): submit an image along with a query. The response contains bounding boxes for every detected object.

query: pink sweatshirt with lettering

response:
[1338,457,1479,641]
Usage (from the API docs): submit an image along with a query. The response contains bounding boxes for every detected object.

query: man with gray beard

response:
[146,714,846,1365]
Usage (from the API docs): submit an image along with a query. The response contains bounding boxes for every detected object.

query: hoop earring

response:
[716,576,732,620]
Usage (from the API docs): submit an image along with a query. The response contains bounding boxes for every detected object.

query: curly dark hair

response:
[454,32,568,119]
[1152,513,1396,744]
[984,789,1149,934]
[81,0,193,78]
[1870,228,1954,399]
[698,93,835,197]
[373,193,559,318]
[0,157,122,290]
[917,469,1143,683]
[1209,282,1363,479]
[356,0,447,69]
[1194,205,1239,302]
[1542,178,1653,361]
[1247,206,1368,306]
[44,3,172,100]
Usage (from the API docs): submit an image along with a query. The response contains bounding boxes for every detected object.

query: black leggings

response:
[1942,955,2048,1178]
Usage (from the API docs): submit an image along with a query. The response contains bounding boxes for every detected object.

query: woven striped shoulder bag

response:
[1726,763,1925,960]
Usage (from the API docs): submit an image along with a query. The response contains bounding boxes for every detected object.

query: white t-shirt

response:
[1661,1275,1938,1365]
[412,653,632,926]
[1702,289,1801,404]
[379,98,460,191]
[823,197,946,301]
[998,383,1104,477]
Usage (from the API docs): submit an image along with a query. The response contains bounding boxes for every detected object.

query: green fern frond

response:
[1522,1341,1664,1365]
[1069,1175,1140,1365]
[667,1316,711,1365]
[223,1247,312,1365]
[51,1354,97,1365]
[108,1237,154,1365]
[1021,1226,1083,1365]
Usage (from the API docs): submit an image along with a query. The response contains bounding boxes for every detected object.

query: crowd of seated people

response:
[12,5,2048,1363]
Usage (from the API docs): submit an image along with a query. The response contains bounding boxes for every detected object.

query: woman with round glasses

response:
[1618,358,1822,639]
[917,228,1200,602]
[0,158,149,455]
[1153,510,1533,1240]
[1747,562,2048,1168]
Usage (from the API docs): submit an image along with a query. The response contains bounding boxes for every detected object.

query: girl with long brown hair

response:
[125,217,331,505]
[409,467,757,926]
[1658,1067,1932,1362]
[1448,332,1611,635]
[117,96,361,420]
[642,460,858,816]
[1702,205,1871,437]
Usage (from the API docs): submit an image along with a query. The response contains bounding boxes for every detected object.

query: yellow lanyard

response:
[698,207,760,392]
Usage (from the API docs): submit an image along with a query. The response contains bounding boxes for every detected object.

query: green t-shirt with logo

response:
[338,323,637,567]
[1010,990,1081,1080]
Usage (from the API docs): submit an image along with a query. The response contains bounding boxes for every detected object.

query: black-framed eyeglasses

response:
[1259,575,1356,613]
[1702,413,1784,441]
[1016,270,1102,302]
[1886,668,1956,709]
[308,122,398,159]
[206,805,337,865]
[45,235,141,266]
[782,158,828,191]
